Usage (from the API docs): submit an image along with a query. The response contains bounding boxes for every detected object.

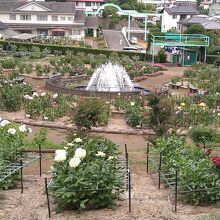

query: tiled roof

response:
[85,16,99,28]
[0,21,9,30]
[0,2,76,14]
[164,6,198,15]
[178,17,209,24]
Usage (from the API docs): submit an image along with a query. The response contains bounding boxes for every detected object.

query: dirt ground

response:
[1,129,220,220]
[1,65,219,220]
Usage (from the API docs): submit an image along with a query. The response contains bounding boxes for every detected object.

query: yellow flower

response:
[180,103,186,107]
[199,102,206,107]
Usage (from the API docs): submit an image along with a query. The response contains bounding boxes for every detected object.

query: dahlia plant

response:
[50,137,124,211]
[0,118,32,189]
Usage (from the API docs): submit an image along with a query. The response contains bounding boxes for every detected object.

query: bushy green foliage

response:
[0,121,31,189]
[50,136,123,211]
[24,92,68,120]
[124,100,147,127]
[185,24,206,35]
[0,80,32,111]
[147,95,174,135]
[156,49,167,63]
[189,126,215,147]
[155,136,220,205]
[1,58,16,69]
[73,98,110,129]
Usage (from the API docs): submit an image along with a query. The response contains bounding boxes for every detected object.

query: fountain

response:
[86,63,134,92]
[46,62,162,97]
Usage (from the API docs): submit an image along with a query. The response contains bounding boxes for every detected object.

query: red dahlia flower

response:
[211,156,220,167]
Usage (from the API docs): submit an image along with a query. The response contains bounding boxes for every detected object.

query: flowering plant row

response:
[50,136,124,211]
[0,118,32,189]
[23,92,68,121]
[0,78,32,112]
[155,136,220,205]
[73,98,110,129]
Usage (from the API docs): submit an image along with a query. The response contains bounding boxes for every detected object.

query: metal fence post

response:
[158,152,162,189]
[146,143,149,173]
[128,169,131,213]
[174,170,178,212]
[125,144,128,171]
[20,159,23,194]
[45,178,51,218]
[39,144,42,177]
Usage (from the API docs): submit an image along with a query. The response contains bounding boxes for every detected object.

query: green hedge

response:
[206,55,220,64]
[0,40,147,60]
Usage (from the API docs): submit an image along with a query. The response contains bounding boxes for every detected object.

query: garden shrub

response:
[189,126,215,147]
[50,136,123,211]
[155,136,220,205]
[24,92,68,120]
[147,95,175,136]
[0,120,31,189]
[1,58,16,69]
[0,80,32,111]
[73,98,110,129]
[170,76,181,84]
[124,101,147,127]
[156,49,167,63]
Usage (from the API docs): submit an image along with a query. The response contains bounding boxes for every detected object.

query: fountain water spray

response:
[86,62,134,92]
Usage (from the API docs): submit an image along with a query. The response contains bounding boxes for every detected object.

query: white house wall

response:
[161,11,180,32]
[0,13,76,25]
[161,11,192,32]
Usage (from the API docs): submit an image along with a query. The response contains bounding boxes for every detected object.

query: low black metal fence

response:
[0,145,42,193]
[146,143,220,212]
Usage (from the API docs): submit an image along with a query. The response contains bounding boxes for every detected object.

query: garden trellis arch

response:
[95,3,123,15]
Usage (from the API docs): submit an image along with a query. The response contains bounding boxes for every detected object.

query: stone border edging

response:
[20,74,49,80]
[2,116,156,135]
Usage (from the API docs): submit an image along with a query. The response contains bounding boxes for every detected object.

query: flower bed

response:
[0,119,31,189]
[23,92,68,121]
[0,76,32,112]
[50,136,124,211]
[73,98,110,129]
[154,136,220,205]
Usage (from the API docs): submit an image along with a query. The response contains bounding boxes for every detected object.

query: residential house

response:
[209,4,220,16]
[175,0,197,6]
[177,16,220,32]
[0,1,86,39]
[0,21,18,39]
[138,0,175,8]
[201,0,216,9]
[161,6,199,32]
[44,0,105,13]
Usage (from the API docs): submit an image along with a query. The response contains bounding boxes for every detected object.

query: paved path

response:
[103,30,129,50]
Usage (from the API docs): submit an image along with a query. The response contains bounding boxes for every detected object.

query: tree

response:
[185,24,206,35]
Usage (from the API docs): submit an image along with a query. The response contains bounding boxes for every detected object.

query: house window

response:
[37,15,48,21]
[85,2,91,6]
[60,16,66,21]
[9,14,16,20]
[52,15,58,21]
[172,15,177,19]
[68,16,73,21]
[20,14,31,21]
[76,2,79,6]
